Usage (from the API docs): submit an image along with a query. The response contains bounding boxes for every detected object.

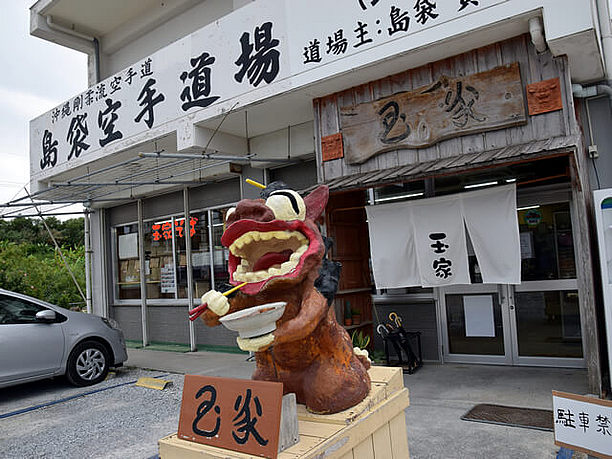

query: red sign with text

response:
[151,217,198,242]
[178,375,283,458]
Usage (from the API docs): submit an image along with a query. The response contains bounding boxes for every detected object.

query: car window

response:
[0,294,47,325]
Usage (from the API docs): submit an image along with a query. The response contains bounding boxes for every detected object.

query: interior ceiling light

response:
[375,192,424,203]
[463,181,498,189]
[517,205,541,211]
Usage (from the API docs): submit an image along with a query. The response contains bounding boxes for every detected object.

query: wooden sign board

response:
[553,390,612,458]
[526,78,563,115]
[339,63,526,165]
[321,132,344,162]
[178,375,283,458]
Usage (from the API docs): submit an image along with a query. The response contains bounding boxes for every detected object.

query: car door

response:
[0,294,65,383]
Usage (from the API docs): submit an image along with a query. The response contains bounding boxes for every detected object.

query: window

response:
[0,295,46,325]
[143,216,192,299]
[373,182,425,204]
[211,209,230,288]
[116,224,140,300]
[113,206,235,303]
[190,211,212,299]
[518,202,576,281]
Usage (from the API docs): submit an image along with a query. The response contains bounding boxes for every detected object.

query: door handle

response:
[509,304,515,311]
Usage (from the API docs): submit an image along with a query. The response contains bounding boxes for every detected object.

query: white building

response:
[21,0,612,395]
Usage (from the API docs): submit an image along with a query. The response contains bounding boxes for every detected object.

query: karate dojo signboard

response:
[178,375,283,458]
[553,391,612,458]
[30,0,509,184]
[30,1,291,181]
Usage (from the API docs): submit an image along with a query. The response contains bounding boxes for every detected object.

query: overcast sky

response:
[0,2,87,212]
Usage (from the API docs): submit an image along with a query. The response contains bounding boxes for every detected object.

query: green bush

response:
[0,241,86,310]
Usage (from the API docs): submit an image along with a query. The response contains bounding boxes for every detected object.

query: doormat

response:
[461,404,553,431]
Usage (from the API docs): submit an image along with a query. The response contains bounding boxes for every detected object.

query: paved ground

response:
[0,368,182,459]
[125,348,590,458]
[0,349,590,458]
[402,364,588,458]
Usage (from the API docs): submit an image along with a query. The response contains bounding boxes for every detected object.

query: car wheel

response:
[66,340,109,387]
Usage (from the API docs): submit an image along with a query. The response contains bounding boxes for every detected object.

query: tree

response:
[0,217,84,247]
[0,217,86,309]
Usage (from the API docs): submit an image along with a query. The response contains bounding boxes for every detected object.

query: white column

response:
[138,199,148,346]
[184,188,196,351]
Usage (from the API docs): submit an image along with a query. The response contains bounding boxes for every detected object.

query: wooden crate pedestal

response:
[159,366,409,458]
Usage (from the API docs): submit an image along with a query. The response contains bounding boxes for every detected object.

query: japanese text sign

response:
[151,217,198,242]
[31,0,510,186]
[292,0,502,70]
[339,63,526,164]
[31,1,289,181]
[178,375,283,458]
[553,391,612,458]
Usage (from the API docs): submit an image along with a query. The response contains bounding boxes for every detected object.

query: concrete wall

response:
[190,178,240,209]
[101,0,235,78]
[269,160,317,192]
[112,304,241,348]
[583,97,612,190]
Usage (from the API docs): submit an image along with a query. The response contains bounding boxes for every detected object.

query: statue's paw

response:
[237,333,274,352]
[353,346,372,364]
[201,290,230,316]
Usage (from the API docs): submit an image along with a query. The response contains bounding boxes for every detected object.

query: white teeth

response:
[253,270,268,280]
[234,257,302,283]
[230,231,311,283]
[280,261,294,274]
[230,230,308,255]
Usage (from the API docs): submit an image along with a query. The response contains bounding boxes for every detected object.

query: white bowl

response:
[219,302,286,338]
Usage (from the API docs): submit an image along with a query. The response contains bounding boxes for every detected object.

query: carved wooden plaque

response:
[526,78,563,115]
[321,132,344,161]
[339,63,526,165]
[178,375,283,458]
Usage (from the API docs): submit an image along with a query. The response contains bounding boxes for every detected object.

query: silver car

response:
[0,289,127,388]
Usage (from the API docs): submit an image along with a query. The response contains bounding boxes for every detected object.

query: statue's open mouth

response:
[222,219,321,295]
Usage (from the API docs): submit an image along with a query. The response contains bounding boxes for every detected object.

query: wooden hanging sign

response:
[178,375,284,458]
[339,62,526,165]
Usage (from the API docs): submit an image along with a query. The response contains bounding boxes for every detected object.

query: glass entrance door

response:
[440,201,585,367]
[441,284,512,365]
[510,281,584,366]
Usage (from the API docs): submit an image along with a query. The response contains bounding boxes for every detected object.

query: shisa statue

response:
[194,182,370,414]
